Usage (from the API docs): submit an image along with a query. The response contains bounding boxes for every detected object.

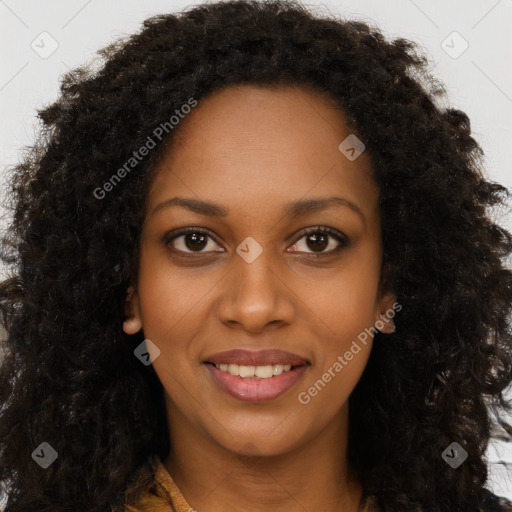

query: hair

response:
[1,1,511,510]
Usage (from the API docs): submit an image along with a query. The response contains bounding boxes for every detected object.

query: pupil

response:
[185,233,207,251]
[308,233,327,252]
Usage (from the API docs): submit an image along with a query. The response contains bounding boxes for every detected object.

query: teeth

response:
[239,365,256,377]
[255,365,273,378]
[215,363,293,378]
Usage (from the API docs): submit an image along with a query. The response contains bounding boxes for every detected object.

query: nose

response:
[216,245,296,333]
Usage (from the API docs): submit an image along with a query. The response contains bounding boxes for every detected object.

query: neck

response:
[163,400,363,512]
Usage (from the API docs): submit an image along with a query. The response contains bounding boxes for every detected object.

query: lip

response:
[205,362,309,403]
[203,348,309,367]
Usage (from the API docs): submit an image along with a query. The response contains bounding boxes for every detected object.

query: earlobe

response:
[123,285,142,334]
[375,312,396,334]
[375,289,398,334]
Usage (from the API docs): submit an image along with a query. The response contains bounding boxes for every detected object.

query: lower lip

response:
[204,363,308,403]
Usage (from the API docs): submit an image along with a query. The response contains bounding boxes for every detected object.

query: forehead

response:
[147,84,378,218]
[167,83,365,158]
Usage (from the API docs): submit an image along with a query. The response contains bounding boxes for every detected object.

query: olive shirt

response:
[123,455,512,512]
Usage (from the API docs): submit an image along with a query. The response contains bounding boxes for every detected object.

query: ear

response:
[123,285,142,335]
[374,286,398,334]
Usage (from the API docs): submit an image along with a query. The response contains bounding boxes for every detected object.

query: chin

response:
[212,424,305,458]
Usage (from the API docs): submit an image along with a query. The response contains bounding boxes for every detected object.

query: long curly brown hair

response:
[1,1,511,510]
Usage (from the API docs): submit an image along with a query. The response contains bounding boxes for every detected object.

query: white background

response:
[1,0,511,502]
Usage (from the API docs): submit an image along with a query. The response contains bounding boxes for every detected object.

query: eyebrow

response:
[150,196,365,223]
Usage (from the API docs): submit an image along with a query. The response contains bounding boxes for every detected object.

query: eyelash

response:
[162,226,349,259]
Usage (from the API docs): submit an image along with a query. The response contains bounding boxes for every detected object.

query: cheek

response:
[296,252,379,409]
[301,252,381,338]
[135,247,225,391]
[298,336,372,422]
[136,247,208,337]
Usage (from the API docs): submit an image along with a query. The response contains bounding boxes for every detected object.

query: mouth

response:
[203,359,309,403]
[205,361,303,378]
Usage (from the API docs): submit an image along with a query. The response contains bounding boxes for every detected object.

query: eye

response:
[164,227,223,255]
[288,226,349,256]
[163,226,349,257]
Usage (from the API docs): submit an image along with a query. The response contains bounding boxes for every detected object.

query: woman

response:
[0,1,511,510]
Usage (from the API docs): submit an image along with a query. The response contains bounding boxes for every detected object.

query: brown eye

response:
[163,225,349,258]
[164,228,223,254]
[289,227,349,256]
[182,232,208,251]
[304,232,329,252]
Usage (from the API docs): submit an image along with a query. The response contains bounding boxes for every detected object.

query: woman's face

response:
[124,84,396,456]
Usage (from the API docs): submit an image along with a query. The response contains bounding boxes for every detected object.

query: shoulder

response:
[123,455,161,510]
[479,491,512,512]
[359,491,512,512]
[122,454,194,512]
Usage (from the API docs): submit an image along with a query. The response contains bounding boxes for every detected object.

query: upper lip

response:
[204,349,309,367]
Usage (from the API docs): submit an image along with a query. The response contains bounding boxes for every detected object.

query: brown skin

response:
[124,84,396,512]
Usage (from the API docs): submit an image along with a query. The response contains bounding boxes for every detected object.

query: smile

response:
[212,362,293,378]
[204,362,309,402]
